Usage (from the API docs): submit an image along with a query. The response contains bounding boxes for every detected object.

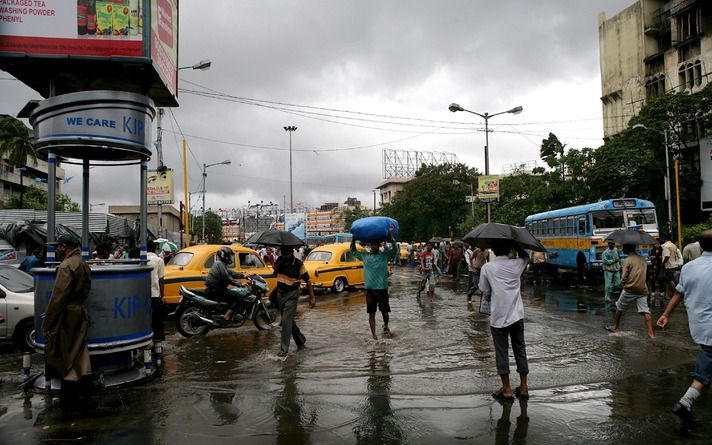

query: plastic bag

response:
[479,294,491,315]
[351,216,399,241]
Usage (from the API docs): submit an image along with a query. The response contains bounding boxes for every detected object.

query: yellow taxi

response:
[163,244,276,306]
[398,243,410,265]
[303,242,365,293]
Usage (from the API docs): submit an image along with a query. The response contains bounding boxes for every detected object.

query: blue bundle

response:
[350,216,399,241]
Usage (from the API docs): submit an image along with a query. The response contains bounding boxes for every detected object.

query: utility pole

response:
[284,126,297,213]
[156,108,164,237]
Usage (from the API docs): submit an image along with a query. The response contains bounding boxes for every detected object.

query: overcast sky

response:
[0,0,633,215]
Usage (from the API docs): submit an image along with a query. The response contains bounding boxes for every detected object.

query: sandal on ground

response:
[604,326,618,333]
[491,388,514,401]
[514,386,530,399]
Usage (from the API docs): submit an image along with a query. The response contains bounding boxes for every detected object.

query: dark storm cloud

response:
[1,0,633,209]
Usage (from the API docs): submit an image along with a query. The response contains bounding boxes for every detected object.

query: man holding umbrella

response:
[466,222,546,400]
[251,229,317,357]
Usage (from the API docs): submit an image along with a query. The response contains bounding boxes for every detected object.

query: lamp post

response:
[201,160,231,242]
[448,103,523,223]
[632,124,677,244]
[284,126,297,213]
[174,59,211,247]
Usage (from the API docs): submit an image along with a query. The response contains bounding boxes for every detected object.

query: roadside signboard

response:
[477,175,500,202]
[147,169,173,205]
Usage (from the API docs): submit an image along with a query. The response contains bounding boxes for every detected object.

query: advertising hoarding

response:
[147,169,173,205]
[0,0,143,57]
[0,0,179,106]
[477,175,500,202]
[284,213,306,241]
[150,0,177,98]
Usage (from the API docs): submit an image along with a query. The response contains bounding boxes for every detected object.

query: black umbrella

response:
[245,231,264,245]
[428,236,444,243]
[463,222,546,252]
[604,229,658,246]
[247,228,304,247]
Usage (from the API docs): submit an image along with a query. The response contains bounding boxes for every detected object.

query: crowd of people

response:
[36,227,712,432]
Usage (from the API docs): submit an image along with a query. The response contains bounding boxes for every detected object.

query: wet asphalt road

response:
[1,265,712,444]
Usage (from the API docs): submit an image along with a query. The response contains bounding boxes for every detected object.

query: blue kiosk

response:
[29,90,159,389]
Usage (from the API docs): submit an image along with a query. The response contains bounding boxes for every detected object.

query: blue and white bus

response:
[524,198,658,275]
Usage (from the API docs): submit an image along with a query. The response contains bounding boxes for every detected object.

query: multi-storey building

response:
[0,157,65,206]
[599,0,712,137]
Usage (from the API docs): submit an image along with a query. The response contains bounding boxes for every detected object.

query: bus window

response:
[592,211,624,230]
[578,217,586,235]
[567,216,574,235]
[553,218,560,235]
[625,209,657,226]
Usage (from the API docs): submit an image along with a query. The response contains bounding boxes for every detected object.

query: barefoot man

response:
[606,244,656,339]
[350,226,398,339]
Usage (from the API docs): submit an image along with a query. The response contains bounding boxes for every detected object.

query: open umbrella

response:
[247,228,304,247]
[155,238,178,253]
[463,222,546,252]
[604,229,658,246]
[245,231,264,245]
[428,236,444,244]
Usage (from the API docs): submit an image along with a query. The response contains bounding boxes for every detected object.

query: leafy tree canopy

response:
[192,211,223,244]
[6,186,80,212]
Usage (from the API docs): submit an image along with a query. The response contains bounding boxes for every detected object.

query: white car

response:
[0,265,35,351]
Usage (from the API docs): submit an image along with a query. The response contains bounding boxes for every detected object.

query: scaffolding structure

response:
[382,149,459,178]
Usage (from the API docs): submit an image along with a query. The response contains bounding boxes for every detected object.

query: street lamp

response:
[632,123,680,246]
[449,103,523,223]
[201,160,231,242]
[178,59,212,71]
[284,126,297,213]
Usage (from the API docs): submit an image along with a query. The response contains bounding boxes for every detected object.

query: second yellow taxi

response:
[302,242,365,293]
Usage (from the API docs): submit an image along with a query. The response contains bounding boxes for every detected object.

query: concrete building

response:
[599,0,712,137]
[108,205,181,238]
[0,157,65,206]
[376,176,413,207]
[306,208,345,238]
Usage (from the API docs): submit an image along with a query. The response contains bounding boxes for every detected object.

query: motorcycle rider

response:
[205,247,246,324]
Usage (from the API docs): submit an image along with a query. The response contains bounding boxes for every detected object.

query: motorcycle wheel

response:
[176,306,212,337]
[254,306,282,330]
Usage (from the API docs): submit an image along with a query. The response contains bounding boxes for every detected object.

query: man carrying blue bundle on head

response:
[350,225,398,340]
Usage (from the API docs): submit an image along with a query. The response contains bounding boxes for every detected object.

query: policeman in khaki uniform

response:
[43,233,92,409]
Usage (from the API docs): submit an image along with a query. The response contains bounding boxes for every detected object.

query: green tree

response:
[379,163,480,241]
[343,206,371,231]
[0,116,39,207]
[0,116,37,167]
[6,186,79,211]
[192,210,223,244]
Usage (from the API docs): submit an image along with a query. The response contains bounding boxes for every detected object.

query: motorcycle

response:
[173,274,281,337]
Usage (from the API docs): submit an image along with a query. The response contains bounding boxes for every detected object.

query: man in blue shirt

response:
[350,226,397,339]
[657,230,712,430]
[19,247,42,273]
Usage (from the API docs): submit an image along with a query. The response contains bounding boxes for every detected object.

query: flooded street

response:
[2,266,711,444]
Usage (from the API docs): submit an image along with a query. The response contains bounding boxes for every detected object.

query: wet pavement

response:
[2,266,712,444]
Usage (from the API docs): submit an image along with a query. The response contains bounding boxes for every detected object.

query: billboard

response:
[477,175,500,202]
[0,0,179,106]
[147,169,173,205]
[284,213,306,241]
[700,137,712,211]
[150,0,177,98]
[0,0,143,57]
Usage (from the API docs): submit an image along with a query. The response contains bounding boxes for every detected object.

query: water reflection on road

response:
[1,266,711,444]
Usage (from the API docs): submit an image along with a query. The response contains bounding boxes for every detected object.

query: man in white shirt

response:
[661,233,682,300]
[479,239,530,401]
[146,239,166,343]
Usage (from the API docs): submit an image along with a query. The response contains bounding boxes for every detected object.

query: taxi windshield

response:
[168,252,193,267]
[306,251,332,262]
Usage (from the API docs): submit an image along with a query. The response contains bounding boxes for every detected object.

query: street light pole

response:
[284,126,297,213]
[201,160,231,242]
[632,124,674,238]
[449,103,523,223]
